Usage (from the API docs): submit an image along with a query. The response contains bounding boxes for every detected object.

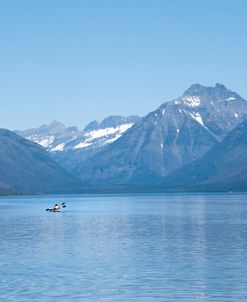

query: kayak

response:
[46,203,66,212]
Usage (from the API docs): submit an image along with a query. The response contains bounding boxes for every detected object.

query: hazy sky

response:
[0,0,247,130]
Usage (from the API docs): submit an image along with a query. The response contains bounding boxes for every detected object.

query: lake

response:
[0,194,247,301]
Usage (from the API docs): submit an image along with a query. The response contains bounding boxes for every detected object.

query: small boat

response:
[46,202,66,212]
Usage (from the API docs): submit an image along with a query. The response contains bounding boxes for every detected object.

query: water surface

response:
[0,194,247,301]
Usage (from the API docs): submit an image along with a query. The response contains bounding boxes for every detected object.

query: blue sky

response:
[0,0,247,130]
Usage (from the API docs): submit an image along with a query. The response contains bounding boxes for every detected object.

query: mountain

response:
[162,119,247,191]
[74,84,247,184]
[16,120,80,152]
[17,116,140,152]
[0,129,81,194]
[17,115,140,172]
[181,83,247,140]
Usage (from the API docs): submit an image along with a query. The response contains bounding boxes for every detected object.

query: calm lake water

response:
[0,194,247,301]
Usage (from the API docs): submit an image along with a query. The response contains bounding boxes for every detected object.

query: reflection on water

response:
[0,194,247,301]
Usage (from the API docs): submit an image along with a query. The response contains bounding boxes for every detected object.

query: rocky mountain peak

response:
[49,120,66,131]
[215,83,227,90]
[181,83,243,106]
[182,83,205,96]
[99,115,140,129]
[83,120,99,132]
[183,83,233,96]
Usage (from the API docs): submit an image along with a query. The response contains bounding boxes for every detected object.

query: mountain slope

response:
[0,129,81,194]
[74,83,247,184]
[162,119,247,191]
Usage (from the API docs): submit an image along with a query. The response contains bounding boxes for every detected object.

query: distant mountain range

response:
[1,83,246,194]
[16,115,140,172]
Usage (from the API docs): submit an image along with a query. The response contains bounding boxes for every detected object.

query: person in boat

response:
[46,202,66,212]
[53,204,60,211]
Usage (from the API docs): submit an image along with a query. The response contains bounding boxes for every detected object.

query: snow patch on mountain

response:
[182,96,201,107]
[87,123,133,140]
[74,123,134,150]
[74,141,92,149]
[51,143,65,152]
[188,112,204,126]
[104,134,122,144]
[35,136,55,148]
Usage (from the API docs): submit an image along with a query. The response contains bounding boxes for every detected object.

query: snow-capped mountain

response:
[16,121,80,152]
[74,83,247,184]
[17,115,140,153]
[16,115,140,172]
[172,83,247,140]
